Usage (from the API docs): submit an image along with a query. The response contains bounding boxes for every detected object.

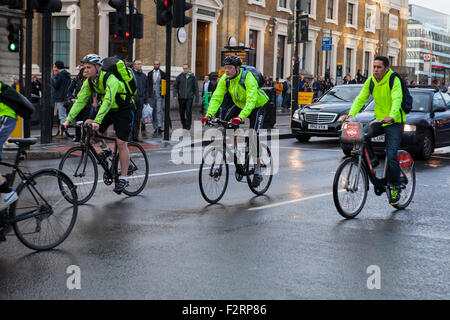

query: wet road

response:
[0,138,449,299]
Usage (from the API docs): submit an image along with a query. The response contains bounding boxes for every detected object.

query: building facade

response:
[0,7,22,84]
[406,4,450,85]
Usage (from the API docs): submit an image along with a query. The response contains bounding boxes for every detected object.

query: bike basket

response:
[340,122,364,144]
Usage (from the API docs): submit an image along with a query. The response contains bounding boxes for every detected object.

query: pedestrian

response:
[148,60,166,137]
[404,76,410,85]
[299,75,305,92]
[131,59,150,142]
[10,76,19,91]
[51,60,72,138]
[31,75,42,97]
[312,77,323,99]
[173,64,199,131]
[282,76,291,109]
[264,75,272,87]
[356,69,364,84]
[201,75,216,114]
[343,74,356,85]
[273,78,283,109]
[410,80,416,85]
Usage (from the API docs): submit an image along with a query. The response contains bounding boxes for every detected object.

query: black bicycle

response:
[0,138,78,251]
[333,119,416,218]
[59,122,149,204]
[199,118,273,204]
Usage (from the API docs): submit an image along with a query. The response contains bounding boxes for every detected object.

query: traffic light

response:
[109,0,127,37]
[0,0,24,9]
[31,0,62,12]
[299,14,308,43]
[7,22,19,52]
[156,0,173,26]
[172,0,192,28]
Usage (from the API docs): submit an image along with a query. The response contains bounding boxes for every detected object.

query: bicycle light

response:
[404,124,416,132]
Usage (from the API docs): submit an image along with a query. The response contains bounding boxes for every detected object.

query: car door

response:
[432,92,450,145]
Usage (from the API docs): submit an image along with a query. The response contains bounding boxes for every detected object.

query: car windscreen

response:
[319,86,362,103]
[364,92,431,112]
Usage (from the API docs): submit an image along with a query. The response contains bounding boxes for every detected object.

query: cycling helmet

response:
[223,55,242,67]
[81,54,103,67]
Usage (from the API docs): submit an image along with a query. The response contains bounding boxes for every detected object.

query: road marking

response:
[248,192,333,211]
[431,155,450,160]
[279,146,342,152]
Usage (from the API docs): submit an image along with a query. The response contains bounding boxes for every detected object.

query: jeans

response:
[364,122,403,187]
[0,116,18,160]
[56,101,67,124]
[276,94,283,109]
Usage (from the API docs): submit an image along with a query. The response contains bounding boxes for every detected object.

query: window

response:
[327,0,334,20]
[248,0,265,8]
[347,3,354,25]
[364,51,370,77]
[365,5,376,33]
[249,30,258,67]
[433,93,446,109]
[278,0,287,8]
[276,35,286,79]
[326,0,338,23]
[346,48,353,75]
[52,16,70,68]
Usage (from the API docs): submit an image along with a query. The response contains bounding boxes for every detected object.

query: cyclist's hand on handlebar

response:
[231,117,243,126]
[91,122,100,132]
[62,120,70,129]
[339,115,352,122]
[201,116,211,125]
[383,117,394,124]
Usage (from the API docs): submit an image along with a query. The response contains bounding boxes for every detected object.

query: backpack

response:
[369,72,413,114]
[89,56,137,109]
[226,65,265,90]
[0,82,35,120]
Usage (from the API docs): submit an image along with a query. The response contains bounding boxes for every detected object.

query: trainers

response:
[390,186,401,205]
[113,179,129,194]
[0,189,18,211]
[251,173,263,188]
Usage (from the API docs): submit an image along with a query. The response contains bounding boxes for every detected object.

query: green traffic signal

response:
[8,42,17,52]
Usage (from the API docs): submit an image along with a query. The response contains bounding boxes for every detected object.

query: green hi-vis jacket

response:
[206,69,269,120]
[0,82,17,119]
[349,68,405,125]
[67,71,127,124]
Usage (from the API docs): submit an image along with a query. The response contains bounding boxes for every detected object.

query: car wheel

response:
[416,130,434,160]
[295,133,311,143]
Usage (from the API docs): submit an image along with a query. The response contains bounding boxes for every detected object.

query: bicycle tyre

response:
[12,169,78,251]
[199,147,229,204]
[333,157,369,219]
[115,141,149,196]
[393,162,416,210]
[246,144,273,195]
[59,146,98,205]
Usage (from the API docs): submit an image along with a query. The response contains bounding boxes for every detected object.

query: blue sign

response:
[322,36,332,51]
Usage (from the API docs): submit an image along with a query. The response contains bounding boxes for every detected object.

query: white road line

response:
[279,146,342,152]
[248,192,333,211]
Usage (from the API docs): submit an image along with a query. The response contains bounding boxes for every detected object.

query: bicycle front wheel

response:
[59,146,98,205]
[115,141,149,196]
[333,157,368,219]
[12,169,78,251]
[199,147,229,204]
[246,144,273,195]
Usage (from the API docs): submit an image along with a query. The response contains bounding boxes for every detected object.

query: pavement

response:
[2,108,294,160]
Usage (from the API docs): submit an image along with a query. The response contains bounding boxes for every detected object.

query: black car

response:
[341,87,450,160]
[291,84,372,142]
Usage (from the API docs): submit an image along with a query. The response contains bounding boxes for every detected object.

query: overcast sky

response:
[409,0,450,16]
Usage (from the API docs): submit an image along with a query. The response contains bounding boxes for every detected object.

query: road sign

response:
[322,36,332,51]
[298,92,314,105]
[423,54,431,62]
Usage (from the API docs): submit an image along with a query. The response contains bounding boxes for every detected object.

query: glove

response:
[231,117,242,126]
[202,116,210,125]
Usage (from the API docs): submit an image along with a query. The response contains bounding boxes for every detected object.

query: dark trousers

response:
[132,102,143,139]
[364,122,404,187]
[179,98,193,130]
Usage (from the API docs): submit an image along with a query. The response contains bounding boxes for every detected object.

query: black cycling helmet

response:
[223,55,242,67]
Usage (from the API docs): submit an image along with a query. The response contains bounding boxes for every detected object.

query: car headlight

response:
[293,110,300,120]
[404,124,416,132]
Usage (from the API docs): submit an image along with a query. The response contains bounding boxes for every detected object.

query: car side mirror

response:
[433,105,447,112]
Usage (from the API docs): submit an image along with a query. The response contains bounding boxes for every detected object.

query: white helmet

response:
[81,54,103,67]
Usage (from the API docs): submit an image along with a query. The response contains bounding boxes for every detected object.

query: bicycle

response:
[59,121,149,204]
[0,138,78,251]
[199,117,273,204]
[333,119,416,219]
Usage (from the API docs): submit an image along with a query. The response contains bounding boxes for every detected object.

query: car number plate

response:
[308,124,328,130]
[371,134,385,142]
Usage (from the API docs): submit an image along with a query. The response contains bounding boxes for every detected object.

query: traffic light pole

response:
[291,1,301,112]
[128,0,134,61]
[24,0,33,138]
[163,23,171,141]
[40,12,52,144]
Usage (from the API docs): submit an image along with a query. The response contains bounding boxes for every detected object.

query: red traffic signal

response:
[156,0,172,26]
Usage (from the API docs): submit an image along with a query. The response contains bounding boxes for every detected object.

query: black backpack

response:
[0,82,35,120]
[226,65,265,90]
[369,72,413,114]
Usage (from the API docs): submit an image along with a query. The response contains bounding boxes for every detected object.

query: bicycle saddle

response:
[8,138,38,147]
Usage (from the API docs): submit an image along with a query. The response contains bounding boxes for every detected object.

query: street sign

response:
[298,92,314,105]
[322,36,332,51]
[424,61,431,73]
[423,54,431,62]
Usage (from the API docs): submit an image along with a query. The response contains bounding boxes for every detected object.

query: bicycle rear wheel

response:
[199,147,229,204]
[246,144,273,195]
[115,141,149,196]
[393,152,416,210]
[333,157,368,219]
[12,169,78,251]
[59,146,98,204]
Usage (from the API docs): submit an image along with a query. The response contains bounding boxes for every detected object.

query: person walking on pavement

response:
[282,76,291,109]
[299,75,305,92]
[273,78,284,110]
[131,59,149,142]
[173,64,199,131]
[201,75,216,114]
[148,60,165,137]
[51,60,72,138]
